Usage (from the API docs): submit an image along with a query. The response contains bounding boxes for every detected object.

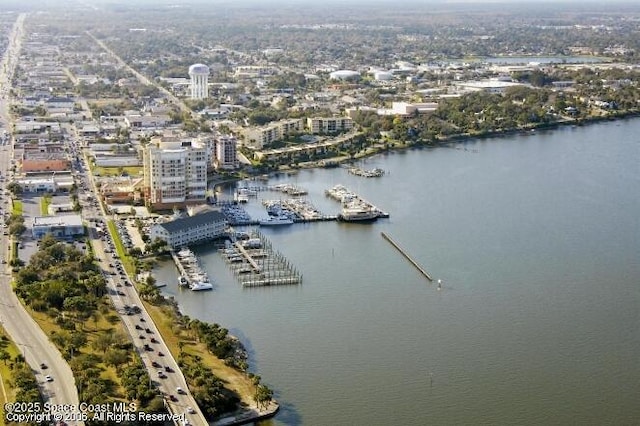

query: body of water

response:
[156,119,640,425]
[480,55,607,64]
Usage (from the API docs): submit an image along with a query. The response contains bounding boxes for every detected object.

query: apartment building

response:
[307,117,354,134]
[241,118,304,149]
[215,134,239,170]
[143,137,209,210]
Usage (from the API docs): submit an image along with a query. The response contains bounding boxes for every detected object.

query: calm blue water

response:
[157,119,640,425]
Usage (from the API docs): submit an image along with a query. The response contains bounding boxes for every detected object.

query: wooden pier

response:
[221,231,302,288]
[170,250,191,285]
[233,241,262,273]
[381,232,433,281]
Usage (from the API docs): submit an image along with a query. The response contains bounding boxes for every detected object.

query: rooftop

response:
[33,214,83,227]
[157,210,227,234]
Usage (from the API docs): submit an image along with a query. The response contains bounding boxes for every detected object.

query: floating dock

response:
[221,231,302,287]
[325,184,389,219]
[347,166,385,177]
[263,198,337,222]
[171,247,212,289]
[381,232,433,281]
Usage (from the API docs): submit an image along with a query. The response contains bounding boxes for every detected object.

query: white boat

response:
[259,215,294,226]
[338,203,379,222]
[234,189,250,203]
[177,248,193,258]
[179,276,189,287]
[190,281,213,291]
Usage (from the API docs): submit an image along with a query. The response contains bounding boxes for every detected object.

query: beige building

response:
[306,117,354,134]
[214,134,239,170]
[241,118,304,149]
[143,137,209,210]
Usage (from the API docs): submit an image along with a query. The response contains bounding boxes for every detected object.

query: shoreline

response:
[260,111,640,173]
[160,111,639,423]
[145,290,280,424]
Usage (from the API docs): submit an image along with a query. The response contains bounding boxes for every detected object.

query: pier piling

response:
[381,232,433,281]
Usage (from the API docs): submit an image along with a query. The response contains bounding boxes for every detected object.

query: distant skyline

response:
[4,0,640,6]
[4,0,640,14]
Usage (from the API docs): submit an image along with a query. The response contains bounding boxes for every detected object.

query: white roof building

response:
[142,138,209,210]
[32,214,84,240]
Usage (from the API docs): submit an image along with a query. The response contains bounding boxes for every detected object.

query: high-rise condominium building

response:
[143,138,208,210]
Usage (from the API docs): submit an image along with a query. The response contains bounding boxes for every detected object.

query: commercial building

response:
[32,214,84,240]
[376,102,439,116]
[99,177,144,204]
[20,158,71,173]
[142,137,209,210]
[15,173,75,193]
[149,210,227,248]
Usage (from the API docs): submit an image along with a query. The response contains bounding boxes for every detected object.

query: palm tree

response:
[0,350,11,365]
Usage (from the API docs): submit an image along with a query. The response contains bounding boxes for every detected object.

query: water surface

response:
[157,119,640,425]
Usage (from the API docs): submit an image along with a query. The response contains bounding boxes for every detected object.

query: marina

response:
[325,184,389,222]
[161,89,640,426]
[171,247,214,291]
[262,198,337,222]
[221,231,302,288]
[347,166,386,178]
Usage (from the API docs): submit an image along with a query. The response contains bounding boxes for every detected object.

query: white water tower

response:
[188,63,209,100]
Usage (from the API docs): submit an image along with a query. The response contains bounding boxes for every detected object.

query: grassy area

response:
[40,196,51,216]
[106,220,135,273]
[0,327,21,421]
[9,240,17,262]
[93,166,143,178]
[27,301,128,398]
[143,303,256,407]
[11,199,22,216]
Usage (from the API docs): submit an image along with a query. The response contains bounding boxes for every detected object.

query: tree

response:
[6,181,21,194]
[63,296,93,325]
[254,384,273,410]
[128,247,142,258]
[91,330,117,354]
[104,348,130,367]
[9,222,26,237]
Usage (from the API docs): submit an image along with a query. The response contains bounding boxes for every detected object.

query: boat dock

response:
[347,166,385,177]
[170,250,192,285]
[221,231,302,287]
[171,247,213,290]
[263,198,337,222]
[381,232,433,281]
[325,184,389,218]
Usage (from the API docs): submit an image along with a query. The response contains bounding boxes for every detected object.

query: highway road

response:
[0,14,208,424]
[77,142,208,426]
[0,13,84,424]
